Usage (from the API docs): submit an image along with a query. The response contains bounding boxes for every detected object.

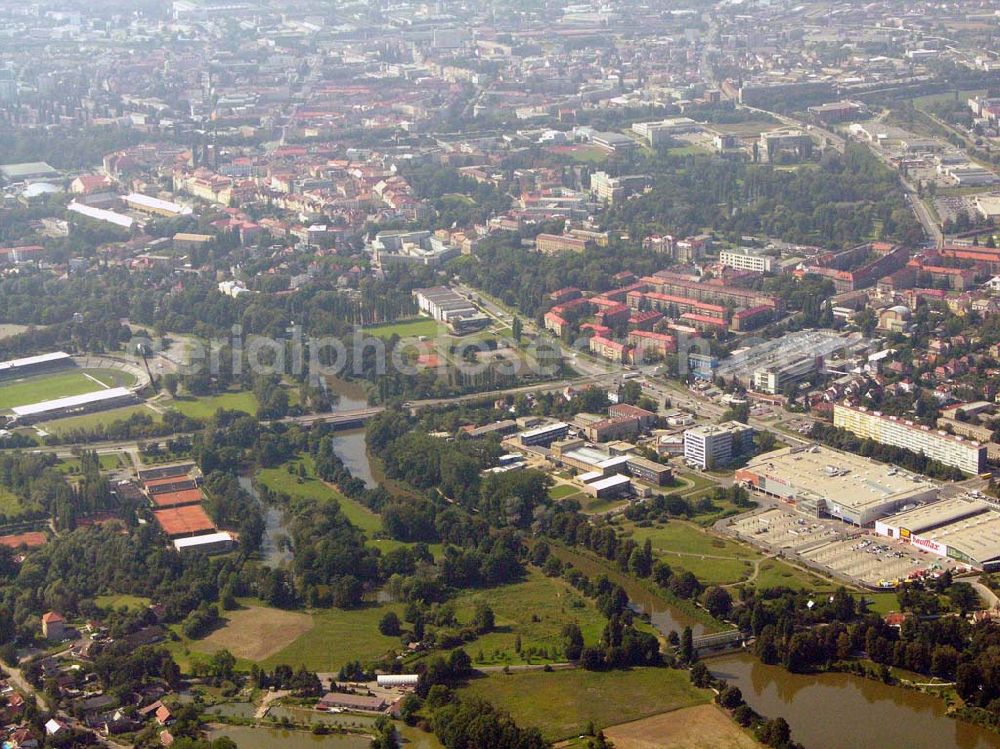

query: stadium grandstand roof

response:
[0,351,71,374]
[11,387,133,417]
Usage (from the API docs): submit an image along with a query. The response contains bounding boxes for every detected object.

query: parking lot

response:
[724,505,963,588]
[728,508,841,554]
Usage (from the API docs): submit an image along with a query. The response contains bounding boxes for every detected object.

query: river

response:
[549,544,708,637]
[243,378,377,565]
[238,473,291,567]
[708,652,999,749]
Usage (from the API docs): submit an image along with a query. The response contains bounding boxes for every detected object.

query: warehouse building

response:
[833,404,986,475]
[875,499,1000,570]
[736,444,938,526]
[173,531,235,556]
[10,387,139,424]
[583,473,632,499]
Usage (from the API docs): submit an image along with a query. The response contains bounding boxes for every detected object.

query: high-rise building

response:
[683,421,754,469]
[833,404,986,475]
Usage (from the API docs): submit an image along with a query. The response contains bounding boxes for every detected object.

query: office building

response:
[753,356,820,395]
[684,421,754,469]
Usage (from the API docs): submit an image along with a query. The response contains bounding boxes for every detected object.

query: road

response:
[962,576,1000,610]
[5,662,49,712]
[453,281,616,378]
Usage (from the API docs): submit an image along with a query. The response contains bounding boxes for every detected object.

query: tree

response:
[718,685,744,709]
[472,602,495,634]
[702,586,733,619]
[680,626,695,664]
[562,622,585,661]
[512,316,523,342]
[761,717,791,748]
[379,611,402,637]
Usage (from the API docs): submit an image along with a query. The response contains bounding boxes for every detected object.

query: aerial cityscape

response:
[4,0,1000,747]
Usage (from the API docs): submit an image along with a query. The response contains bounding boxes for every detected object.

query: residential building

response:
[536,233,589,254]
[589,335,629,362]
[719,248,773,273]
[627,330,675,359]
[833,404,986,475]
[41,611,67,641]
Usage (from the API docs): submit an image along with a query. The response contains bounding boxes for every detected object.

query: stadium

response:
[0,351,149,426]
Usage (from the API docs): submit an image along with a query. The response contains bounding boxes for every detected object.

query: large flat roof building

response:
[875,498,1000,570]
[0,351,72,379]
[737,444,938,526]
[834,404,986,475]
[10,387,138,424]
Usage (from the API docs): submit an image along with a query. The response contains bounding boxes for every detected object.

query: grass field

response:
[752,558,835,592]
[362,318,445,340]
[0,324,31,341]
[0,487,29,518]
[95,594,151,612]
[189,605,314,661]
[256,454,383,535]
[0,369,125,411]
[622,520,761,585]
[450,568,607,666]
[548,484,581,500]
[603,704,762,749]
[169,390,258,420]
[40,404,161,435]
[262,603,405,671]
[57,452,128,473]
[459,668,711,741]
[861,592,901,615]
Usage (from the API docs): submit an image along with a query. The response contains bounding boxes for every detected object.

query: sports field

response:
[0,324,31,341]
[459,667,711,741]
[189,605,314,661]
[362,318,445,340]
[0,368,135,411]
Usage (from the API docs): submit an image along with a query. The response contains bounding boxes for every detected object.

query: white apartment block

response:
[719,248,773,273]
[833,404,986,475]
